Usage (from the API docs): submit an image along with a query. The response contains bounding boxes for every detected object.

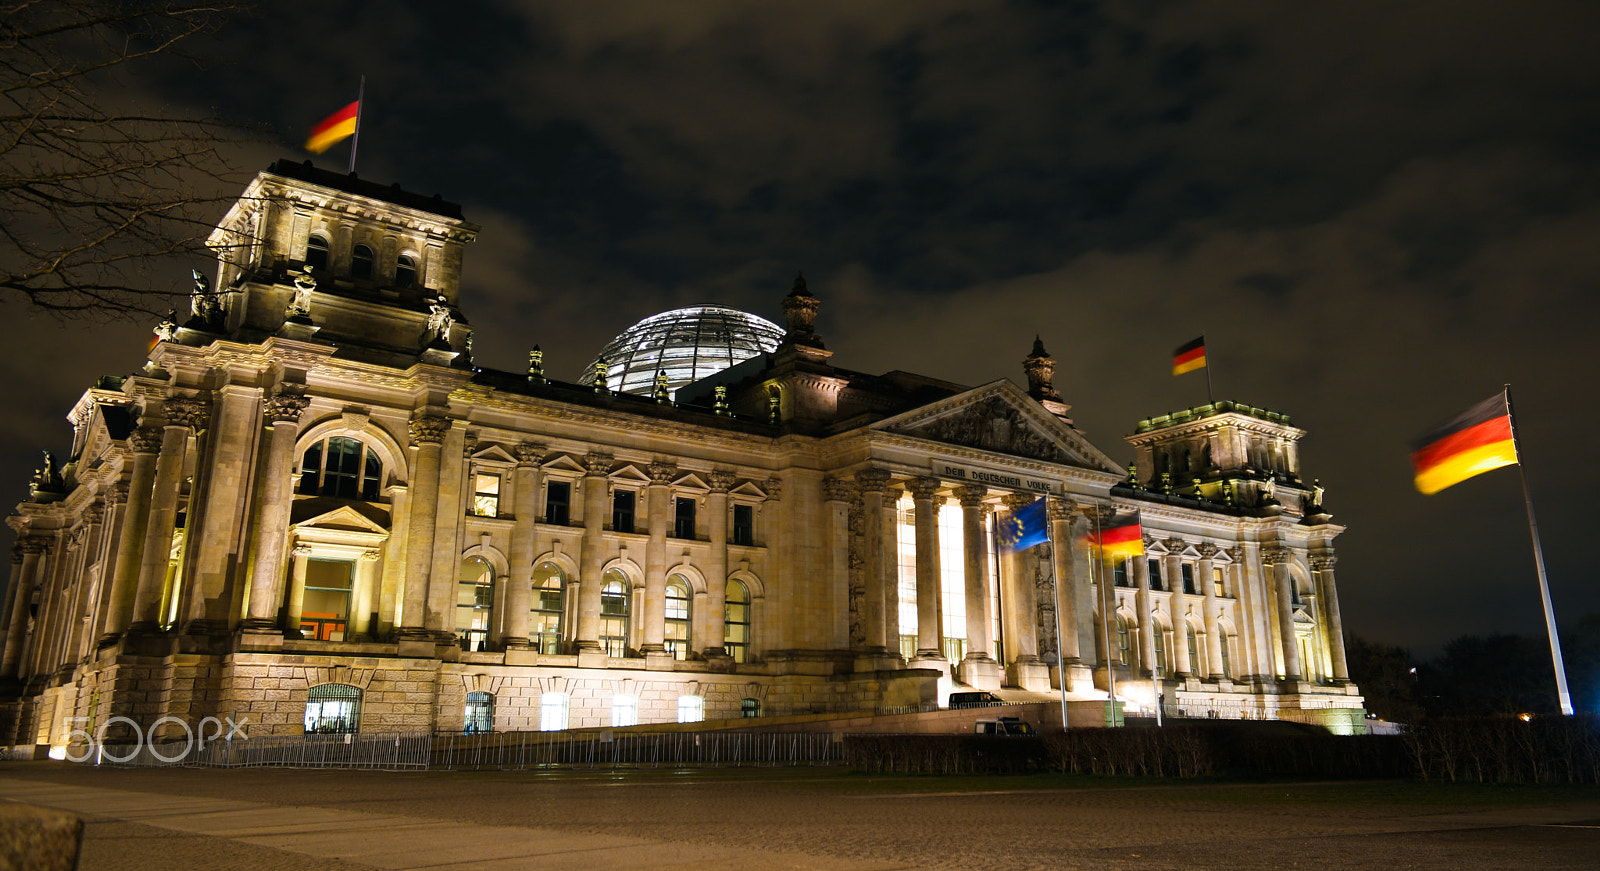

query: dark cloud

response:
[6,0,1600,658]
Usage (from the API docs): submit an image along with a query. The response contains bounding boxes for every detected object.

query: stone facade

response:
[0,162,1363,750]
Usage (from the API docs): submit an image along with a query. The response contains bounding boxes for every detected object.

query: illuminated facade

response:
[0,162,1363,751]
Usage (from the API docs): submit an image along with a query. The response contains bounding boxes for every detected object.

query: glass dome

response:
[580,305,785,397]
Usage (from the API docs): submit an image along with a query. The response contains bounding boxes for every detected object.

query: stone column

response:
[574,452,612,652]
[1133,550,1155,676]
[1312,554,1350,682]
[909,477,944,661]
[956,485,999,689]
[823,476,852,649]
[61,510,106,670]
[881,486,902,655]
[502,443,545,649]
[855,469,890,652]
[0,548,23,674]
[1197,543,1220,679]
[241,392,310,633]
[129,399,205,633]
[284,545,311,636]
[1048,497,1081,664]
[640,461,675,658]
[1163,540,1190,677]
[1264,545,1302,680]
[398,414,448,640]
[702,470,734,658]
[182,384,255,635]
[351,550,381,639]
[100,428,163,641]
[1001,493,1044,689]
[1,540,46,678]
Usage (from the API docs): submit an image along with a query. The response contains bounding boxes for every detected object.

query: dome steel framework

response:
[580,305,785,397]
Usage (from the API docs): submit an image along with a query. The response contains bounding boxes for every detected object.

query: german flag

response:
[1172,336,1206,376]
[1086,510,1143,560]
[305,100,360,154]
[1411,393,1518,495]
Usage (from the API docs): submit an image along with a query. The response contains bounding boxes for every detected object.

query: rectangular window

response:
[677,695,705,723]
[301,558,353,642]
[612,489,636,533]
[731,504,754,546]
[1213,566,1226,596]
[612,694,638,728]
[674,496,696,539]
[1181,563,1196,595]
[540,693,569,731]
[545,480,570,526]
[1113,560,1130,588]
[472,473,500,517]
[1148,559,1163,591]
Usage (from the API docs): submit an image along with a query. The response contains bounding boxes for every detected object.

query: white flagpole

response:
[1093,503,1120,727]
[348,76,365,175]
[1046,497,1069,732]
[1505,384,1575,715]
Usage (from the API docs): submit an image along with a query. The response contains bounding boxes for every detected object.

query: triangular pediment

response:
[875,381,1121,472]
[730,481,767,499]
[291,501,391,532]
[610,464,651,484]
[673,472,710,491]
[541,454,586,474]
[470,444,518,465]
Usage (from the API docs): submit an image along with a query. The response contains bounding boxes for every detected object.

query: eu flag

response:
[997,497,1049,553]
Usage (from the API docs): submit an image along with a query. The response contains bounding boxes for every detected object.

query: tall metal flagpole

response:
[1046,497,1069,732]
[348,76,365,175]
[1093,503,1120,727]
[1204,333,1215,407]
[1504,384,1574,715]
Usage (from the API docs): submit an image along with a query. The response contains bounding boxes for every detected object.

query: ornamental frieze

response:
[898,397,1070,464]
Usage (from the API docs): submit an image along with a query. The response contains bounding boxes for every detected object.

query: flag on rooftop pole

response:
[305,79,364,169]
[1172,335,1214,405]
[997,497,1048,554]
[1411,386,1573,715]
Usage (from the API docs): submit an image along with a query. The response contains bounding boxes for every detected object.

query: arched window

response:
[1115,615,1130,665]
[664,575,691,660]
[456,557,493,651]
[724,579,751,663]
[306,234,330,272]
[299,436,382,501]
[1153,625,1167,678]
[395,254,417,289]
[599,569,629,657]
[351,243,374,280]
[540,692,568,731]
[1219,633,1232,678]
[612,694,638,727]
[531,562,564,654]
[1187,624,1201,676]
[464,691,493,733]
[305,684,360,734]
[677,694,704,723]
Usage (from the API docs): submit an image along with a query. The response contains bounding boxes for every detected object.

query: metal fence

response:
[83,729,843,771]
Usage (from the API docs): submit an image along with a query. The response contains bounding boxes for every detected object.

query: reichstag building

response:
[0,161,1364,750]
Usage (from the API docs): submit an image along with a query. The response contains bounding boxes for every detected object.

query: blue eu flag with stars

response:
[997,497,1049,553]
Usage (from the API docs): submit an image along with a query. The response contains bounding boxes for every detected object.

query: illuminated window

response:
[305,684,360,733]
[732,503,754,546]
[464,692,493,733]
[939,500,966,663]
[540,693,568,731]
[306,234,330,271]
[724,579,750,663]
[351,243,374,280]
[300,558,352,641]
[612,489,635,533]
[299,436,382,501]
[612,694,638,727]
[1213,566,1226,596]
[741,698,761,718]
[544,480,570,525]
[469,473,501,517]
[664,576,691,660]
[1219,633,1232,678]
[1115,616,1130,665]
[456,557,493,651]
[674,497,696,539]
[1187,624,1200,675]
[599,569,629,657]
[395,254,417,289]
[896,494,917,645]
[1153,626,1167,678]
[530,562,564,654]
[677,694,705,723]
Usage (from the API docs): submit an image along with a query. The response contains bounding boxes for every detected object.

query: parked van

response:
[948,691,1005,709]
[975,717,1036,737]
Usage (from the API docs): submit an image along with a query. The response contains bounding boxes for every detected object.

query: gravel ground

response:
[5,762,1600,870]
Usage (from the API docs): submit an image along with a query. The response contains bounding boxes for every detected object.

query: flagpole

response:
[1093,503,1120,727]
[1504,384,1574,715]
[1204,334,1215,406]
[348,76,365,175]
[1046,497,1070,732]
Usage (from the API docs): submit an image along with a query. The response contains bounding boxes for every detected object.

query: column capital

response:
[648,460,678,484]
[107,482,130,504]
[1162,537,1187,554]
[264,392,310,424]
[709,470,736,493]
[854,467,891,493]
[515,442,546,467]
[583,451,614,477]
[82,504,105,525]
[1002,492,1034,511]
[10,545,22,564]
[18,537,50,556]
[1196,542,1220,559]
[1309,553,1337,570]
[909,476,941,501]
[822,475,851,502]
[291,544,312,557]
[955,483,987,507]
[1260,544,1293,566]
[1046,495,1076,521]
[127,427,164,454]
[164,398,209,431]
[408,414,450,445]
[763,476,782,500]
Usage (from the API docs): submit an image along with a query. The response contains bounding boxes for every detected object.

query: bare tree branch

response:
[0,0,259,317]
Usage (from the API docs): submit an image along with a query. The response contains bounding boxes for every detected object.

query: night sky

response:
[5,1,1599,658]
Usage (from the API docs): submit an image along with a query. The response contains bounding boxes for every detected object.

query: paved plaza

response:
[2,761,1599,869]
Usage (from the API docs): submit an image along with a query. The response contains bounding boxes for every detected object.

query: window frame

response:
[599,569,630,657]
[544,479,573,526]
[530,561,565,654]
[731,502,755,547]
[611,487,637,533]
[673,495,697,539]
[305,683,361,734]
[677,694,705,723]
[395,253,418,289]
[456,557,494,651]
[299,436,384,502]
[664,575,691,660]
[351,242,375,280]
[724,578,751,663]
[306,233,331,272]
[464,691,493,733]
